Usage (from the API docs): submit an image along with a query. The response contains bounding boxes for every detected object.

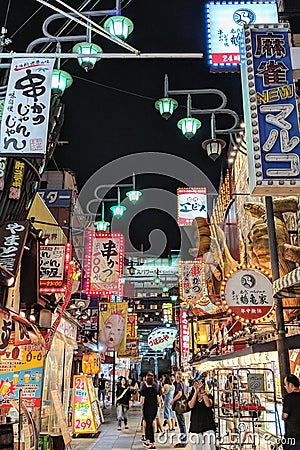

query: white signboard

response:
[148,327,177,351]
[206,1,278,68]
[40,244,66,288]
[177,187,207,226]
[0,58,55,156]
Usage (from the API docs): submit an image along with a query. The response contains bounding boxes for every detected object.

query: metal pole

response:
[112,350,116,405]
[265,196,290,392]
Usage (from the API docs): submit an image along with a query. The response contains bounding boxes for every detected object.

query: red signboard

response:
[84,232,124,296]
[40,244,72,292]
[180,309,189,365]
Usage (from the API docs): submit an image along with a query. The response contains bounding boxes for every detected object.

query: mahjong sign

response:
[221,267,273,322]
[241,24,300,194]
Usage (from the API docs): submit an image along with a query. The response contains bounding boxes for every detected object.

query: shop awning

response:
[273,267,300,298]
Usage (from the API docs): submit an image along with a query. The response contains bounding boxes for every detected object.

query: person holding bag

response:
[187,377,216,450]
[140,373,161,449]
[116,377,131,431]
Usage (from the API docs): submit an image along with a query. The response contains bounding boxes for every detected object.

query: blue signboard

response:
[206,1,278,70]
[241,24,300,195]
[39,189,73,207]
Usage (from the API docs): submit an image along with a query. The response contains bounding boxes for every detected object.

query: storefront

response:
[40,314,77,449]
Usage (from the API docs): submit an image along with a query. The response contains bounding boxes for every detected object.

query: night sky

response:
[1,0,244,256]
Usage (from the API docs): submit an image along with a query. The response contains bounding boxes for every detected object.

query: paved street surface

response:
[70,404,274,450]
[71,404,171,450]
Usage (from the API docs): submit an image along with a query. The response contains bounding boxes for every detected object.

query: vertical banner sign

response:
[206,2,278,69]
[39,244,72,292]
[0,58,55,156]
[180,309,190,366]
[177,188,207,226]
[0,221,29,281]
[179,261,220,316]
[85,232,124,296]
[98,302,128,354]
[241,24,300,195]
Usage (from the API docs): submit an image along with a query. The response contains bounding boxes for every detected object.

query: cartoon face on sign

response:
[98,304,127,354]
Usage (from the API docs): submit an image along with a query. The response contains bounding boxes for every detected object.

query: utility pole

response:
[265,196,290,393]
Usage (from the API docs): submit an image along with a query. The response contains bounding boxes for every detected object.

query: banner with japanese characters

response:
[0,58,55,156]
[206,1,278,69]
[221,267,273,322]
[39,244,72,292]
[180,309,190,366]
[85,232,124,296]
[126,313,137,339]
[179,261,220,316]
[241,24,300,194]
[0,221,29,281]
[98,302,128,354]
[177,188,207,226]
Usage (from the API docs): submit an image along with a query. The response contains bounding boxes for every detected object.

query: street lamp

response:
[51,69,73,95]
[110,187,126,219]
[155,74,243,160]
[94,203,110,232]
[73,42,103,71]
[125,173,142,204]
[103,16,134,40]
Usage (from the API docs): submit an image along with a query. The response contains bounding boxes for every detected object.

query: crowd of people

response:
[97,371,300,450]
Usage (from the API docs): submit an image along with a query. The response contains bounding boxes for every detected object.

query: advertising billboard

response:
[206,1,278,69]
[241,23,300,194]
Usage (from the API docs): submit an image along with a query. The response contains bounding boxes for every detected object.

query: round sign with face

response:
[148,327,177,351]
[221,267,273,322]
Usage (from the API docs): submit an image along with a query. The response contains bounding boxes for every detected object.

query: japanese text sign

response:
[39,244,71,292]
[85,232,124,296]
[241,24,300,194]
[206,1,278,69]
[0,58,55,156]
[180,309,190,364]
[222,267,273,322]
[39,189,73,208]
[126,313,137,339]
[179,261,220,316]
[177,188,207,226]
[148,327,177,351]
[0,221,29,280]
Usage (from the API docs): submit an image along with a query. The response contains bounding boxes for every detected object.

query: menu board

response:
[72,375,101,434]
[0,340,44,408]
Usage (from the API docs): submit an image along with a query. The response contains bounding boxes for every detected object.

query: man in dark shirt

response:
[282,374,300,450]
[98,373,107,408]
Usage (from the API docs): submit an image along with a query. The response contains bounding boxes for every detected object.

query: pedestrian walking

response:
[282,374,300,450]
[140,373,161,449]
[116,377,131,431]
[170,371,187,448]
[162,374,176,431]
[187,377,216,450]
[98,373,107,408]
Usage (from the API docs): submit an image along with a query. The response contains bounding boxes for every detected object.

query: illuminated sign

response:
[241,23,300,194]
[177,187,207,226]
[84,232,124,296]
[206,1,278,69]
[221,266,273,323]
[40,244,72,293]
[180,309,190,365]
[148,327,177,351]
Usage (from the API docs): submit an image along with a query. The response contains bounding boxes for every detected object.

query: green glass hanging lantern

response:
[110,204,126,218]
[51,69,73,95]
[95,203,110,231]
[104,16,134,40]
[73,42,103,71]
[110,188,126,218]
[155,97,178,120]
[177,117,201,139]
[126,173,142,204]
